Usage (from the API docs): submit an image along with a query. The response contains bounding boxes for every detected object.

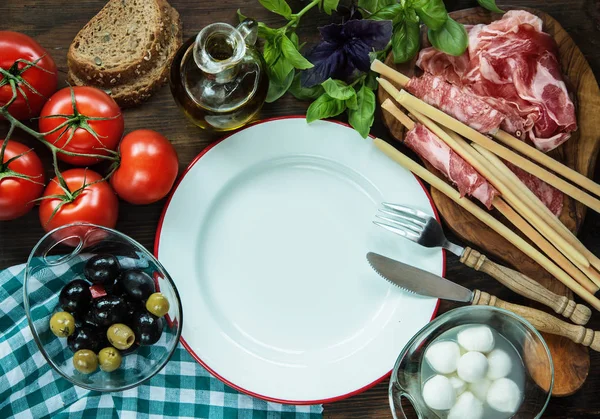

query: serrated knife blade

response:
[366,252,473,303]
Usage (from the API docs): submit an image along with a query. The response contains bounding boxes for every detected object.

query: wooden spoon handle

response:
[462,247,592,326]
[472,290,600,352]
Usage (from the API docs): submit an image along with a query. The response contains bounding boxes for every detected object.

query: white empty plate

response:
[155,117,444,404]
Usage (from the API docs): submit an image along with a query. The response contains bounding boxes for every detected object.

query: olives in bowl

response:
[24,223,182,391]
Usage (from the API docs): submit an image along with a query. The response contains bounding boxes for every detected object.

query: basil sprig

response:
[363,0,503,63]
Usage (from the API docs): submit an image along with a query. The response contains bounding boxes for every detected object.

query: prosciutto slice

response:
[405,123,498,208]
[416,10,577,152]
[406,72,505,133]
[504,161,563,216]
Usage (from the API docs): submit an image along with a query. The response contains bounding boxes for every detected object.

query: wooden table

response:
[2,0,600,417]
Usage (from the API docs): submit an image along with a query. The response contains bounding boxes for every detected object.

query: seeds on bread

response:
[67,0,175,86]
[67,0,182,108]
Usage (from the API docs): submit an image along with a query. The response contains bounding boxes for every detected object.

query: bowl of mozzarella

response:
[389,306,553,419]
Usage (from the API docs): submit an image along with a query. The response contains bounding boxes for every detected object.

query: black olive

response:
[132,311,164,345]
[68,326,106,353]
[59,279,92,314]
[121,270,155,302]
[92,295,127,327]
[84,254,121,288]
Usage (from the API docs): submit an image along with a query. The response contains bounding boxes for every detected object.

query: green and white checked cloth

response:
[0,263,323,419]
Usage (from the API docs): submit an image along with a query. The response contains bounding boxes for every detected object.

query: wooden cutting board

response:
[377,7,600,396]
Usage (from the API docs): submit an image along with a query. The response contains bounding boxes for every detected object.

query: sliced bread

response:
[67,0,174,86]
[68,1,182,108]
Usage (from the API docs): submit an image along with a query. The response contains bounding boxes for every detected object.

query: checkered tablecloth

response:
[0,263,323,419]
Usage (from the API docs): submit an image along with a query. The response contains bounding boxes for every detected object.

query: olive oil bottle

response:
[169,20,268,132]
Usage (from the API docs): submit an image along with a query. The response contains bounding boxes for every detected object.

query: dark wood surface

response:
[377,6,600,397]
[1,0,600,417]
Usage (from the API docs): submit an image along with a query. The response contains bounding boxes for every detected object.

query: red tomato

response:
[0,31,57,120]
[0,140,45,220]
[39,168,118,233]
[39,87,124,166]
[110,130,179,205]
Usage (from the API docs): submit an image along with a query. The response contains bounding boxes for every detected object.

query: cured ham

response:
[416,10,577,153]
[405,123,498,208]
[406,72,505,133]
[504,162,563,216]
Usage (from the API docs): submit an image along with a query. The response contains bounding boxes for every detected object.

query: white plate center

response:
[195,157,391,362]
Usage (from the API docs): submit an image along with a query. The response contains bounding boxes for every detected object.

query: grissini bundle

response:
[372,59,600,199]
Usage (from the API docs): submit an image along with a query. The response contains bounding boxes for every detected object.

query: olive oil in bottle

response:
[169,20,268,132]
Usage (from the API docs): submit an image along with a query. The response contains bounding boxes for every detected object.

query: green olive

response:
[107,323,135,350]
[49,311,76,337]
[146,292,170,317]
[98,347,122,372]
[73,349,98,374]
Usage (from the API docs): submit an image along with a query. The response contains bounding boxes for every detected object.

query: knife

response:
[367,252,600,352]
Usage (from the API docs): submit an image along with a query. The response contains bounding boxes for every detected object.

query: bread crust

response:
[67,0,176,86]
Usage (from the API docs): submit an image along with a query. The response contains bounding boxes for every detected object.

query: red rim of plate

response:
[154,115,445,405]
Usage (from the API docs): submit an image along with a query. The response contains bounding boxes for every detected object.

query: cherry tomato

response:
[110,130,179,205]
[39,168,118,233]
[39,87,124,166]
[0,31,57,120]
[0,140,44,220]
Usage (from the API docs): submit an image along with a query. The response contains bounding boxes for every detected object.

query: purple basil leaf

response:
[319,23,346,44]
[344,40,372,72]
[343,20,393,51]
[301,46,347,87]
[300,19,392,87]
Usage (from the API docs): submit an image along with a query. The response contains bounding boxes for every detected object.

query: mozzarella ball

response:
[486,348,512,380]
[487,378,522,413]
[457,326,495,353]
[422,375,456,410]
[449,375,467,396]
[469,378,491,401]
[448,391,484,419]
[425,341,461,374]
[457,351,488,383]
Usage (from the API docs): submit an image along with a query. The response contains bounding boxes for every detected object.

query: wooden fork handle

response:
[472,290,600,352]
[461,247,592,326]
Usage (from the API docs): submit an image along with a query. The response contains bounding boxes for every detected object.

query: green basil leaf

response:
[392,19,420,63]
[266,68,295,103]
[477,0,504,13]
[237,9,247,22]
[259,0,292,19]
[321,78,355,100]
[349,84,376,138]
[290,32,299,48]
[258,24,280,41]
[306,93,347,123]
[281,35,313,70]
[413,0,448,30]
[358,0,396,14]
[289,73,324,101]
[346,93,358,110]
[262,40,280,66]
[271,55,294,83]
[427,17,468,56]
[369,3,403,21]
[323,0,340,15]
[365,72,379,90]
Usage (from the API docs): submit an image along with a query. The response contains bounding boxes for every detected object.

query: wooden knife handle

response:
[472,290,600,352]
[462,247,592,326]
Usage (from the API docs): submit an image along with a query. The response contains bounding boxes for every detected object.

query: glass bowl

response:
[24,223,183,392]
[389,306,553,419]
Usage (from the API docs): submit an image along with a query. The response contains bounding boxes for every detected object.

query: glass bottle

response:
[169,20,268,131]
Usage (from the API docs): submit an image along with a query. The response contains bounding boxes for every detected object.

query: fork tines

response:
[373,203,426,241]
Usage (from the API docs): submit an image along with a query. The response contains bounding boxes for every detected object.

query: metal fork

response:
[373,202,592,326]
